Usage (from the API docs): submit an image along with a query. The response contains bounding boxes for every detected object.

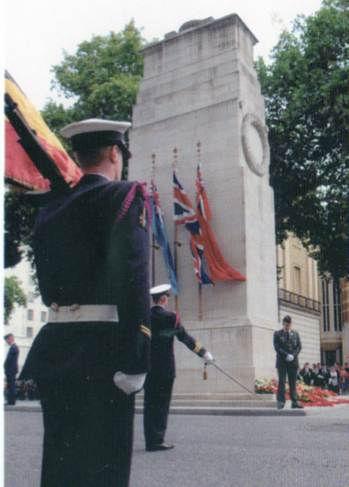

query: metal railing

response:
[278,288,320,313]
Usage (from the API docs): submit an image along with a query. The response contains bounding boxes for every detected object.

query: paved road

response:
[5,406,349,487]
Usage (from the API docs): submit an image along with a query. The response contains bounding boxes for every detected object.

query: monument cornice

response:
[142,13,258,53]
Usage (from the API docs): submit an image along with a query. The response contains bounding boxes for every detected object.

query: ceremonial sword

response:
[205,361,256,395]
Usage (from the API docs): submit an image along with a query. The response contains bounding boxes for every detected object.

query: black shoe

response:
[5,402,15,406]
[146,443,175,452]
[291,402,304,409]
[277,401,285,410]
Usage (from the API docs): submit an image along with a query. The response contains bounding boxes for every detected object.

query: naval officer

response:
[144,284,214,451]
[20,118,151,487]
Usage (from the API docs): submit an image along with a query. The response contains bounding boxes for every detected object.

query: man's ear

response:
[109,145,119,163]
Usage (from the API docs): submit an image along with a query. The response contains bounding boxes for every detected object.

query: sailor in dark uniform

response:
[273,315,303,409]
[4,333,19,405]
[20,119,151,487]
[144,284,214,451]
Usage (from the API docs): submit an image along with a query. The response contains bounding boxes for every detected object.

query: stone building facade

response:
[277,234,321,367]
[320,277,349,366]
[277,234,348,368]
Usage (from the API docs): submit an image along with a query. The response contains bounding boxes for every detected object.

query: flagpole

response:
[151,153,156,286]
[197,141,203,321]
[198,283,203,320]
[173,147,179,313]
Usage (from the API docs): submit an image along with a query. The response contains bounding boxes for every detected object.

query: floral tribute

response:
[255,378,349,407]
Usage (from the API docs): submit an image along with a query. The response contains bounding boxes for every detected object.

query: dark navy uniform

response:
[273,328,302,406]
[20,174,150,487]
[144,305,206,449]
[4,342,19,405]
[299,366,314,386]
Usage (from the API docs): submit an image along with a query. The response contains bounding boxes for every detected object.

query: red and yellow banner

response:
[5,73,82,190]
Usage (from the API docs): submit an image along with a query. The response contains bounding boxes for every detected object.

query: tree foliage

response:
[5,21,144,269]
[256,0,349,277]
[4,276,27,324]
[42,21,144,131]
[5,190,38,268]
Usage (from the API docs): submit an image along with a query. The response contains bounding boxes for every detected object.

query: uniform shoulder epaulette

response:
[115,181,151,225]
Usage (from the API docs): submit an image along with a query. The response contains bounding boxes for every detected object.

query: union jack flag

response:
[173,171,200,235]
[194,163,246,282]
[173,171,213,285]
[190,237,213,285]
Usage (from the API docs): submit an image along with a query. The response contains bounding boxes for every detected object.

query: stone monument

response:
[129,14,278,394]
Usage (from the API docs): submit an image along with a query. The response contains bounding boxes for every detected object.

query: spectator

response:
[339,366,349,395]
[314,365,330,388]
[328,366,340,394]
[299,363,314,386]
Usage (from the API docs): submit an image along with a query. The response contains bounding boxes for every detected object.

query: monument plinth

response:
[130,14,278,393]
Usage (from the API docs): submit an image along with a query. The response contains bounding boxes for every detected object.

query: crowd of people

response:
[298,362,349,394]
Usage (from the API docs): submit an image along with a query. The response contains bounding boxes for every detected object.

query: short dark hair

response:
[282,315,292,324]
[4,333,13,340]
[152,292,170,304]
[75,145,122,168]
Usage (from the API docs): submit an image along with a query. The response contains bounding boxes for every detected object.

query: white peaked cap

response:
[150,284,172,296]
[60,118,131,138]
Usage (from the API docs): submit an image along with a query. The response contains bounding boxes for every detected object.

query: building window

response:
[293,266,301,294]
[26,327,33,338]
[333,280,342,332]
[41,311,47,322]
[322,280,330,332]
[27,309,34,321]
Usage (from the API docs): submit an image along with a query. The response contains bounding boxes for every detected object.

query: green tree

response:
[42,20,144,131]
[5,190,38,268]
[5,21,145,269]
[4,276,27,324]
[256,0,349,278]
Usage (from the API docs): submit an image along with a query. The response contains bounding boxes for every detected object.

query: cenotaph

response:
[129,14,278,394]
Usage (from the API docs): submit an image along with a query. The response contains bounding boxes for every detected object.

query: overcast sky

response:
[5,0,323,110]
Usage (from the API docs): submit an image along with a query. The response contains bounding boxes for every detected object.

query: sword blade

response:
[210,362,255,395]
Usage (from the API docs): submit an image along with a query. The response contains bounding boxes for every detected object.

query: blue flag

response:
[151,180,178,295]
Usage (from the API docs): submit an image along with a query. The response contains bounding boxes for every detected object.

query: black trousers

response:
[5,373,17,405]
[277,365,298,404]
[38,377,135,487]
[143,375,174,448]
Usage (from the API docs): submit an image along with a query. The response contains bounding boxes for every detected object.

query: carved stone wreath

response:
[241,113,269,177]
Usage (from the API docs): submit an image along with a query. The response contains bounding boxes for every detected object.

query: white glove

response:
[202,351,215,364]
[113,372,146,395]
[286,354,294,362]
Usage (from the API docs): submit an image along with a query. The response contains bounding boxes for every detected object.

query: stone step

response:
[134,392,305,415]
[134,406,305,417]
[136,399,276,408]
[5,400,306,416]
[138,393,273,401]
[136,393,275,409]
